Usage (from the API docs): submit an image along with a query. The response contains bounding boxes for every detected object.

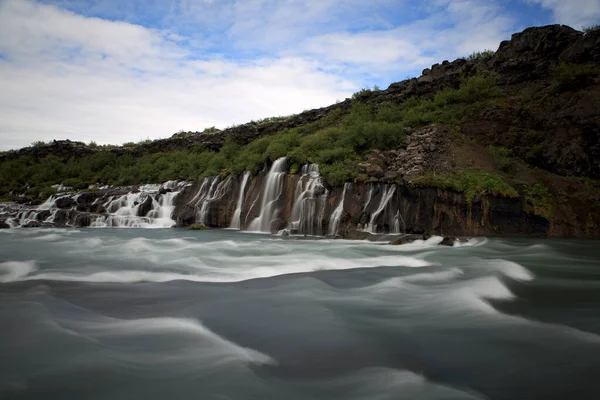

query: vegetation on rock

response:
[188,223,208,230]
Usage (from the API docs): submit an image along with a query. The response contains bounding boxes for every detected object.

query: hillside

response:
[1,24,599,238]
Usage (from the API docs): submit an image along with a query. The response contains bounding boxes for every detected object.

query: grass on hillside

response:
[1,73,509,199]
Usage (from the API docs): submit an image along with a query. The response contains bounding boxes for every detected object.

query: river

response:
[1,228,599,399]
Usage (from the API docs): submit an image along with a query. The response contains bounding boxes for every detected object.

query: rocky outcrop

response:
[167,172,555,238]
[358,125,451,182]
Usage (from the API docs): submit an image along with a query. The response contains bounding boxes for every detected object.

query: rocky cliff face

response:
[1,25,599,239]
[3,164,596,238]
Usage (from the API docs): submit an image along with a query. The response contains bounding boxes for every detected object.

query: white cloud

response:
[0,0,353,150]
[530,0,600,28]
[0,0,524,151]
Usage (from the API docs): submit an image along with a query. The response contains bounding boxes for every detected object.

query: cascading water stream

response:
[196,177,232,225]
[289,164,328,236]
[90,181,183,228]
[328,183,350,236]
[247,157,287,232]
[365,185,396,233]
[229,171,250,229]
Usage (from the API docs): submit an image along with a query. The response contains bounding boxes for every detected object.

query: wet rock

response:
[342,230,371,240]
[0,219,9,229]
[74,213,92,227]
[55,197,76,209]
[22,221,42,228]
[439,237,457,246]
[270,219,288,234]
[137,196,154,217]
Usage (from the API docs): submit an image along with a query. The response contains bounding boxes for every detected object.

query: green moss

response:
[550,62,599,93]
[411,170,519,202]
[188,223,208,230]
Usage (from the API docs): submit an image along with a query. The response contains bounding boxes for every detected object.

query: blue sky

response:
[0,0,598,150]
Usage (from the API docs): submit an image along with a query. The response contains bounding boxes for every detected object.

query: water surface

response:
[1,229,599,399]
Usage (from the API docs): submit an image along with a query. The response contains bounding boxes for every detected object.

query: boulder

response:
[0,219,9,229]
[55,197,76,209]
[22,221,42,228]
[137,196,154,217]
[439,237,457,246]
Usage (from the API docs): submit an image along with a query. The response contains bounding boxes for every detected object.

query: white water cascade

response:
[229,171,251,229]
[196,177,232,225]
[328,183,350,236]
[90,182,184,228]
[365,185,396,233]
[247,157,287,232]
[289,164,329,236]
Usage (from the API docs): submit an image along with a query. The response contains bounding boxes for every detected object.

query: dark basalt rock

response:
[0,219,9,229]
[439,237,457,246]
[22,221,42,228]
[55,196,76,209]
[137,196,154,217]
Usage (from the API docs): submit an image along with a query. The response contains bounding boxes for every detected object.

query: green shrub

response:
[529,183,550,198]
[488,146,515,174]
[466,50,495,62]
[412,170,518,202]
[551,62,599,92]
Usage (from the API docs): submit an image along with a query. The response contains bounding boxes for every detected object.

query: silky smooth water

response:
[1,229,599,399]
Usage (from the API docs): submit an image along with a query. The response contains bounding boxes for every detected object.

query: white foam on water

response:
[0,260,38,282]
[32,233,64,241]
[402,268,464,283]
[484,259,534,281]
[454,237,489,247]
[323,367,486,400]
[65,316,275,366]
[10,252,430,284]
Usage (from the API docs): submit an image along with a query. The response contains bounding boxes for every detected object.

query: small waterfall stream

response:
[328,183,350,236]
[365,185,396,233]
[90,182,183,228]
[196,177,232,225]
[247,157,287,232]
[289,164,328,236]
[229,171,250,229]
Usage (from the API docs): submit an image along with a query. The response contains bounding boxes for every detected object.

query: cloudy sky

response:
[0,0,598,150]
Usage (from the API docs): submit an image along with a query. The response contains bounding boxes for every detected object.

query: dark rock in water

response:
[281,229,290,236]
[36,210,51,221]
[55,197,76,209]
[76,191,104,206]
[0,219,9,229]
[74,213,92,227]
[89,204,106,214]
[53,210,69,224]
[343,230,371,240]
[22,221,42,228]
[439,237,457,246]
[390,234,423,245]
[177,205,197,227]
[158,187,172,195]
[270,219,288,234]
[137,196,154,217]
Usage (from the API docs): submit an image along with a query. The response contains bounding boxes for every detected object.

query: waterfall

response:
[289,164,329,236]
[247,157,287,232]
[366,185,396,233]
[196,177,220,224]
[229,171,250,229]
[91,181,183,228]
[196,176,232,225]
[328,183,350,237]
